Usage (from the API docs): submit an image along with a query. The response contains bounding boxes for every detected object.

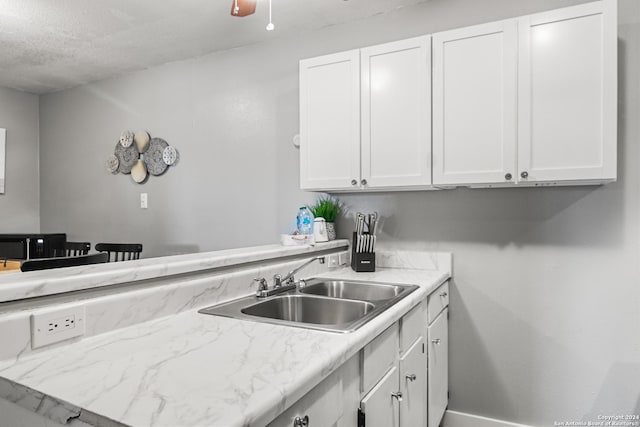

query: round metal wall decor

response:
[144,138,169,176]
[114,141,139,174]
[119,130,135,148]
[162,146,177,166]
[108,130,179,184]
[106,154,119,173]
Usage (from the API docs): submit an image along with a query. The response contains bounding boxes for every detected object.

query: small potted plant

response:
[308,196,343,241]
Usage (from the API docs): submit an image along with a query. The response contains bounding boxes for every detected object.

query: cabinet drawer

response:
[361,323,399,394]
[427,281,449,324]
[268,369,343,427]
[400,301,425,354]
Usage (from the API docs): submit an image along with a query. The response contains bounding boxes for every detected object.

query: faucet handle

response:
[273,274,282,288]
[253,277,268,291]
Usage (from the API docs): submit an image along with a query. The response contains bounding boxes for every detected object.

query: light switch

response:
[140,193,148,209]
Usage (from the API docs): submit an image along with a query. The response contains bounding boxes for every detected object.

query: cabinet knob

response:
[405,373,417,382]
[440,292,448,297]
[391,391,403,401]
[361,179,368,186]
[505,173,512,181]
[351,179,358,186]
[293,415,309,427]
[432,338,441,345]
[521,171,529,179]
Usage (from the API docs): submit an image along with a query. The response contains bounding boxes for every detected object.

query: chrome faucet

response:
[281,256,325,286]
[254,256,325,298]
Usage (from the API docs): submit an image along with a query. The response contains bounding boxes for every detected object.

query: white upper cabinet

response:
[300,50,361,191]
[361,36,432,189]
[301,0,616,191]
[299,37,432,192]
[432,21,518,186]
[433,0,617,187]
[517,0,617,184]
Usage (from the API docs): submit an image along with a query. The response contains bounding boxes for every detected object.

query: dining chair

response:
[95,243,143,262]
[20,253,108,272]
[63,241,91,257]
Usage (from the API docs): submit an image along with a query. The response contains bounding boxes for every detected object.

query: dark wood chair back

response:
[95,243,143,262]
[64,242,91,257]
[21,253,108,272]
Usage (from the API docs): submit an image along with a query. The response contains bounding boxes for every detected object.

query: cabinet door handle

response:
[505,173,512,181]
[293,415,309,427]
[521,171,529,179]
[440,292,448,297]
[361,179,368,186]
[351,179,358,186]
[405,373,417,382]
[432,338,441,345]
[391,391,403,401]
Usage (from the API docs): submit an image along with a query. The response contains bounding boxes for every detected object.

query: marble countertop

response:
[0,267,449,427]
[0,240,349,303]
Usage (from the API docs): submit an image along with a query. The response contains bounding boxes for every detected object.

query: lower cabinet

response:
[359,302,428,427]
[428,308,448,427]
[269,281,450,427]
[360,366,400,427]
[400,337,427,426]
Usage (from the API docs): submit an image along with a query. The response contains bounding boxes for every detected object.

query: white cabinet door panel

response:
[400,337,426,427]
[428,308,448,427]
[517,0,617,183]
[433,21,517,186]
[300,50,361,190]
[361,36,432,188]
[360,366,400,427]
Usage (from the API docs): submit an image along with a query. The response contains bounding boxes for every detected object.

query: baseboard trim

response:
[442,410,534,427]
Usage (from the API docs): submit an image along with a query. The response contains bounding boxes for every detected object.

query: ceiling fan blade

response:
[230,0,257,17]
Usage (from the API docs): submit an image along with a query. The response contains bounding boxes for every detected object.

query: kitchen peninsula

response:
[0,242,451,427]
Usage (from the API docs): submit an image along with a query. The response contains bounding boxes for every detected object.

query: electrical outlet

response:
[140,193,148,209]
[338,251,349,266]
[31,305,86,349]
[328,254,339,268]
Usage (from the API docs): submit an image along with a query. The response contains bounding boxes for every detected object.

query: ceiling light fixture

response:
[266,0,275,31]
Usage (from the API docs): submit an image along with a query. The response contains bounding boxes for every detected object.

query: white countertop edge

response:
[0,240,349,303]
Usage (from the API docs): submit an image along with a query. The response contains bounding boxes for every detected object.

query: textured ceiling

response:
[0,0,429,94]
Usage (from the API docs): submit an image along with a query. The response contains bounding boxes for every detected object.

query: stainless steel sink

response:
[299,279,405,302]
[199,278,418,333]
[242,295,375,325]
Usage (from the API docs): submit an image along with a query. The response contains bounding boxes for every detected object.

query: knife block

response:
[351,232,375,272]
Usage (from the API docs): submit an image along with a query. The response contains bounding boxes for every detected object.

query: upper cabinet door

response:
[517,0,617,184]
[361,36,432,189]
[432,21,518,186]
[300,50,361,191]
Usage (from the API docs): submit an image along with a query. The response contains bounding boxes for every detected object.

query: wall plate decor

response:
[114,141,139,174]
[162,146,177,166]
[108,131,179,184]
[134,130,150,153]
[106,154,119,173]
[119,130,134,148]
[131,160,148,183]
[144,138,169,176]
[0,128,5,194]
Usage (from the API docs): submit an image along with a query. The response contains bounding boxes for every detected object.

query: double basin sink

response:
[199,278,418,333]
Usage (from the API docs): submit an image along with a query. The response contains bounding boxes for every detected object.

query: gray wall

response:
[38,0,640,425]
[0,87,40,233]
